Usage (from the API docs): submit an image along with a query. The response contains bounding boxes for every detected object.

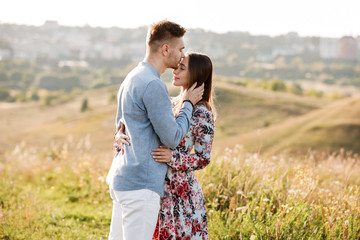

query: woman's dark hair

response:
[172,52,216,118]
[187,52,216,115]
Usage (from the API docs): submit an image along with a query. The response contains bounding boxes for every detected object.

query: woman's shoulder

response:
[193,105,214,121]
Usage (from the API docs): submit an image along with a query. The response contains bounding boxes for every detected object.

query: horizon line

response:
[0,20,359,39]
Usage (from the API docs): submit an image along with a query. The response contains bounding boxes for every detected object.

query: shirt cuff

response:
[182,100,194,109]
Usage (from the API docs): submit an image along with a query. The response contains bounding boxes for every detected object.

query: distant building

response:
[319,38,338,59]
[58,60,89,68]
[272,46,298,58]
[42,20,59,30]
[256,52,273,62]
[285,32,300,43]
[357,36,360,60]
[0,49,12,59]
[338,36,357,60]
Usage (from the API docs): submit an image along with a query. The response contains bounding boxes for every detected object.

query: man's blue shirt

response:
[107,62,193,196]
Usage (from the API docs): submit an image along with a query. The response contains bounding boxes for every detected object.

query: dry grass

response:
[1,139,360,239]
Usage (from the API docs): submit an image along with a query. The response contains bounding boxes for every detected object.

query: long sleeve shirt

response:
[107,62,193,197]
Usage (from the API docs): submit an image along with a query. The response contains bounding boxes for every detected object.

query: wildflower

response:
[219,195,228,200]
[288,189,297,194]
[236,207,246,211]
[236,190,244,195]
[250,235,256,240]
[262,198,270,202]
[97,176,105,183]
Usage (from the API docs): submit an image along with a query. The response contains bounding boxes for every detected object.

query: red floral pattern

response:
[153,105,214,240]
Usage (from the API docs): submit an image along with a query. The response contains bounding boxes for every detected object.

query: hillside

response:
[0,83,330,157]
[215,94,360,155]
[211,82,329,140]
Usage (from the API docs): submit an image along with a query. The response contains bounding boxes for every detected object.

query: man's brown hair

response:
[147,20,186,52]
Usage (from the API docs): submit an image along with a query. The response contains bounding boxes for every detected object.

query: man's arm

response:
[143,80,193,149]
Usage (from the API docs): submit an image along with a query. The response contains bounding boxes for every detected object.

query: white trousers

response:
[108,188,160,240]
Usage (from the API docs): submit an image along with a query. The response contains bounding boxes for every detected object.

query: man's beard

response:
[167,55,180,69]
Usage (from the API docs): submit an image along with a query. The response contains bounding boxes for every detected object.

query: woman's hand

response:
[114,125,130,154]
[152,145,172,163]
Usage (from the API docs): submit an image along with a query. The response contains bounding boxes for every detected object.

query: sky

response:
[0,0,359,38]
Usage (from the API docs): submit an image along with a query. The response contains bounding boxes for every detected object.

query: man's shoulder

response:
[127,63,164,87]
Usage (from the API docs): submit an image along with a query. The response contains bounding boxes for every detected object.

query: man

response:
[106,20,204,240]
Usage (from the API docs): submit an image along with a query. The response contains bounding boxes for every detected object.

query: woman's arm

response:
[166,108,214,171]
[114,124,130,153]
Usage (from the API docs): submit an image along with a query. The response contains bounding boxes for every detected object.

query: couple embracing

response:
[106,20,216,240]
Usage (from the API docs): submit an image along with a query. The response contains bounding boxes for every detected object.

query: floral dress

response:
[153,105,215,240]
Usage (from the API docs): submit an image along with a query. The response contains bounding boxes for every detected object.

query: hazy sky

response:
[1,0,359,38]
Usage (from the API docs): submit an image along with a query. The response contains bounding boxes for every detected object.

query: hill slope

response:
[215,94,360,155]
[211,82,329,140]
[0,83,330,157]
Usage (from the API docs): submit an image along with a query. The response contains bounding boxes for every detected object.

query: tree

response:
[30,91,40,101]
[0,88,10,101]
[0,72,8,83]
[10,71,23,83]
[287,83,303,95]
[38,75,82,91]
[80,98,89,112]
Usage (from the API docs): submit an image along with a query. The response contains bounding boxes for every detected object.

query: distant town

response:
[0,21,359,64]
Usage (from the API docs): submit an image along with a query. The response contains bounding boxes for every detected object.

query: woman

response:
[115,52,215,239]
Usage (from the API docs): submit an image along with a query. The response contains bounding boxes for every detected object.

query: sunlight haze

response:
[0,0,359,37]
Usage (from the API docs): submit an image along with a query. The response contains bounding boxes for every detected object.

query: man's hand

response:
[184,83,204,106]
[152,145,172,163]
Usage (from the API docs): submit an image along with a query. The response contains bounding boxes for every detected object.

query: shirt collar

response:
[140,62,160,78]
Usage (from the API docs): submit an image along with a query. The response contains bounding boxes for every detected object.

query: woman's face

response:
[172,55,190,88]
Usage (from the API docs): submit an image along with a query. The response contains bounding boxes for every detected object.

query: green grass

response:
[1,141,360,239]
[0,161,111,239]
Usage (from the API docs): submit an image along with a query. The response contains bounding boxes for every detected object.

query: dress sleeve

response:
[167,107,215,171]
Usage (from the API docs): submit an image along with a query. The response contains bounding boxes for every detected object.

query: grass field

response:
[1,83,360,239]
[1,140,359,239]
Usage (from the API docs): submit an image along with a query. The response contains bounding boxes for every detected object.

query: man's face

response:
[166,37,185,69]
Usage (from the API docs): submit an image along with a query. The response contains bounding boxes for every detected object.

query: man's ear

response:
[161,44,169,56]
